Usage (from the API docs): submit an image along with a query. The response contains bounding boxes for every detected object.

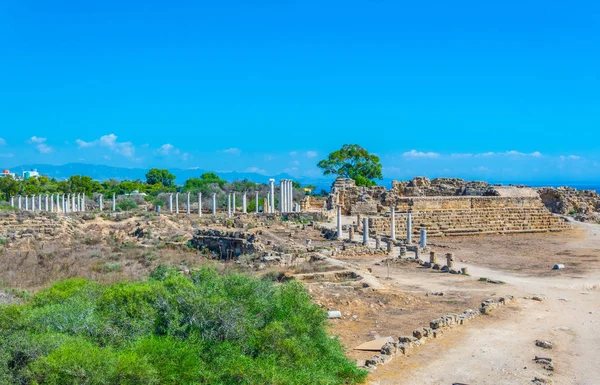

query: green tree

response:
[317,144,383,186]
[145,169,175,187]
[0,175,19,201]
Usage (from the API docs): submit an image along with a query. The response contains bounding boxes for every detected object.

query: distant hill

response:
[10,163,335,192]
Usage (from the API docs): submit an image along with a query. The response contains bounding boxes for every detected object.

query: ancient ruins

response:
[1,176,599,385]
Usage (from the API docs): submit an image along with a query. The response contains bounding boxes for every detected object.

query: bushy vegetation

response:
[0,170,312,208]
[0,268,366,385]
[116,199,138,211]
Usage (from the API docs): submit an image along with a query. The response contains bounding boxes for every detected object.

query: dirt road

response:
[363,221,600,385]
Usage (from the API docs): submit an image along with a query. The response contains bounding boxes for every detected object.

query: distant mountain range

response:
[9,163,336,192]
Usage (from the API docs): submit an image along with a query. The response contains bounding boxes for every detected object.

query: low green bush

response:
[116,199,138,211]
[0,268,366,384]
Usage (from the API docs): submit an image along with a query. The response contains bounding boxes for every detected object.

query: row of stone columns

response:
[165,191,265,217]
[10,193,92,213]
[279,179,296,213]
[336,207,424,248]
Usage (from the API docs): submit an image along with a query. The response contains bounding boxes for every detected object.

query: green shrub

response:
[0,268,366,385]
[116,199,137,211]
[0,238,7,246]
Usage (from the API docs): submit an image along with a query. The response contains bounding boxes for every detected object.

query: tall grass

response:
[0,268,366,384]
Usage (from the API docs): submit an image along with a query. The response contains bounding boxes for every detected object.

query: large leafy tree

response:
[145,168,176,187]
[317,144,383,187]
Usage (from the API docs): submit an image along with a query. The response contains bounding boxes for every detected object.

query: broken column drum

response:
[446,253,455,270]
[362,217,369,245]
[420,227,427,248]
[430,251,437,265]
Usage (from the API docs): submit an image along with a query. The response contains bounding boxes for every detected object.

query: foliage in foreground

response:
[0,268,366,385]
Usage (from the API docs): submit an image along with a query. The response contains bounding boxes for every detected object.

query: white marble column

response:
[269,179,275,213]
[10,196,14,208]
[212,193,216,216]
[267,193,270,213]
[17,196,22,210]
[279,180,285,213]
[227,194,232,218]
[336,204,342,240]
[288,180,293,213]
[255,191,259,213]
[32,195,36,211]
[62,194,66,213]
[45,194,49,211]
[390,207,396,240]
[72,194,76,212]
[38,194,42,211]
[82,193,86,211]
[232,192,236,214]
[99,194,103,211]
[169,194,173,213]
[363,217,369,245]
[407,212,412,243]
[112,193,116,211]
[186,192,190,215]
[198,192,202,217]
[175,193,179,214]
[242,192,247,213]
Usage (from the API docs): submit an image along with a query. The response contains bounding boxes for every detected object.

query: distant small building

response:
[23,170,40,179]
[0,169,17,178]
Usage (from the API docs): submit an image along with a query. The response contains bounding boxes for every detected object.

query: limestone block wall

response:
[368,207,570,237]
[0,211,70,240]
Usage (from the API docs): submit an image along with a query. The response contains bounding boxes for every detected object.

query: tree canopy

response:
[317,144,383,186]
[145,168,176,187]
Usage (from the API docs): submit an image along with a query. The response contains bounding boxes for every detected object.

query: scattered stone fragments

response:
[533,356,555,371]
[360,296,514,370]
[535,340,554,349]
[327,310,342,319]
[532,376,553,384]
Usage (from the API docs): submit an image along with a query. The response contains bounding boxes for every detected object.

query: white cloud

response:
[74,133,135,158]
[99,134,117,147]
[264,154,276,161]
[158,143,176,156]
[474,150,542,157]
[245,166,266,174]
[36,144,53,154]
[181,153,190,161]
[0,153,14,158]
[559,155,581,160]
[0,138,6,146]
[292,160,300,166]
[451,153,473,158]
[222,148,241,155]
[28,136,47,144]
[402,150,440,158]
[75,139,95,148]
[289,151,298,156]
[305,151,318,157]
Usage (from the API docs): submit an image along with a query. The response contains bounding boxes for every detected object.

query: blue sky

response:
[0,0,598,183]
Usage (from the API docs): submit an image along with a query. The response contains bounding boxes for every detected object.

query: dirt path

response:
[363,221,600,385]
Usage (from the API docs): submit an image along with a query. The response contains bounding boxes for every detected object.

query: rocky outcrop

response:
[537,187,600,215]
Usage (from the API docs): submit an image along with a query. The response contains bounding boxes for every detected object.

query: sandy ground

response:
[353,221,600,385]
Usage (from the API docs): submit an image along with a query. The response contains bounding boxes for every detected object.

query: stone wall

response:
[328,177,544,214]
[368,207,570,237]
